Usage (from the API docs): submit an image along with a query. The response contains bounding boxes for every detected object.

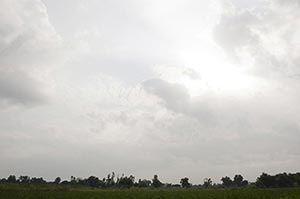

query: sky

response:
[0,0,300,184]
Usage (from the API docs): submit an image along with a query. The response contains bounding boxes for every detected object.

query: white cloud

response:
[0,0,300,184]
[214,0,300,78]
[0,0,65,108]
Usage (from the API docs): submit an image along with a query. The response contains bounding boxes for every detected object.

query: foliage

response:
[1,187,300,199]
[256,172,300,188]
[0,172,300,189]
[180,177,191,188]
[152,175,163,188]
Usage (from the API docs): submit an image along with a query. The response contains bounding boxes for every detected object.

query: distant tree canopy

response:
[180,177,191,188]
[152,175,163,188]
[221,176,233,187]
[203,178,212,188]
[256,172,300,188]
[54,177,61,184]
[0,172,300,189]
[221,174,248,187]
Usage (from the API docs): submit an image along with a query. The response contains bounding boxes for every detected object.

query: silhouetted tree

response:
[54,177,61,184]
[137,179,151,188]
[242,180,249,186]
[256,173,276,188]
[233,174,243,187]
[19,176,30,183]
[87,176,100,187]
[152,175,163,188]
[203,178,212,188]
[180,177,191,188]
[70,176,77,184]
[7,175,17,183]
[105,172,115,187]
[30,177,46,184]
[118,175,135,188]
[275,173,293,187]
[221,176,233,187]
[294,173,300,186]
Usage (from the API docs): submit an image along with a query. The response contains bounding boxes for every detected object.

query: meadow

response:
[1,187,300,199]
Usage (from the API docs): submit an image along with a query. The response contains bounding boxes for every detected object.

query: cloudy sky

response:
[1,0,300,184]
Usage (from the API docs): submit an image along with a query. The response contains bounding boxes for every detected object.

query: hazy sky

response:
[1,0,300,184]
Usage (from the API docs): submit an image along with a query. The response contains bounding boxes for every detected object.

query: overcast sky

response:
[1,0,300,184]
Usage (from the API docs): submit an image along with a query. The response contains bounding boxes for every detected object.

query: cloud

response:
[143,78,190,110]
[0,0,300,184]
[214,0,300,78]
[0,70,47,106]
[0,0,64,107]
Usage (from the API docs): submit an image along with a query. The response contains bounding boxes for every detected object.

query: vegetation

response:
[1,172,300,199]
[1,188,300,199]
[1,172,300,189]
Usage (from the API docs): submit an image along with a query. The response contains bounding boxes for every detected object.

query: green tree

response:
[137,179,151,188]
[54,177,61,184]
[256,173,276,188]
[7,175,17,183]
[87,176,100,187]
[118,175,135,188]
[233,174,243,187]
[152,175,163,188]
[221,176,233,187]
[30,177,46,184]
[180,177,191,188]
[19,176,30,183]
[203,178,212,188]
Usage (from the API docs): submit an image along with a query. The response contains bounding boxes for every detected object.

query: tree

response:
[221,176,233,187]
[256,173,276,188]
[203,178,212,188]
[54,177,61,184]
[70,176,77,184]
[7,175,17,183]
[275,173,293,187]
[241,180,249,186]
[30,177,46,184]
[19,176,30,183]
[105,172,115,187]
[87,176,100,187]
[152,175,163,188]
[137,179,151,188]
[294,173,300,186]
[118,175,135,188]
[233,174,243,187]
[180,177,191,188]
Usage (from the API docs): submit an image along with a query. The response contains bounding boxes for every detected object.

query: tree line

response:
[1,172,300,189]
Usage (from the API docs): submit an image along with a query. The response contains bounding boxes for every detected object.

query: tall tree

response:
[221,176,233,187]
[152,175,163,188]
[233,174,244,187]
[180,177,191,188]
[203,178,212,188]
[54,177,61,184]
[7,175,17,183]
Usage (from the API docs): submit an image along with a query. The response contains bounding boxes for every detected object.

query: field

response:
[1,187,300,199]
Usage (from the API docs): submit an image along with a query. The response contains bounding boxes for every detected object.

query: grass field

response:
[1,187,300,199]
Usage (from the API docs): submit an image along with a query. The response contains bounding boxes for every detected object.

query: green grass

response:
[0,183,300,199]
[1,188,300,199]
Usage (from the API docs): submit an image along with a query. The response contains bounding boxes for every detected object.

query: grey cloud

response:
[143,78,190,111]
[0,0,64,107]
[0,70,46,106]
[142,78,218,125]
